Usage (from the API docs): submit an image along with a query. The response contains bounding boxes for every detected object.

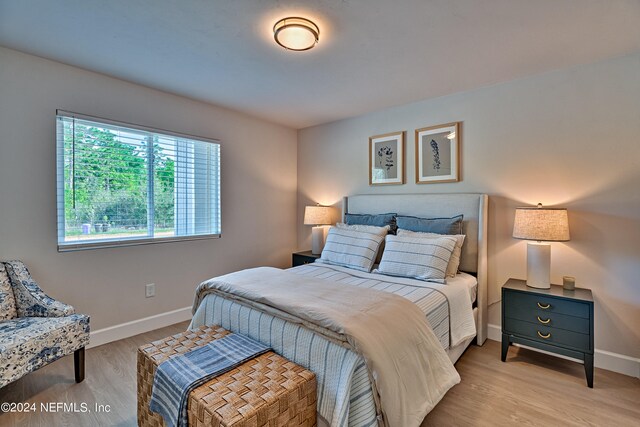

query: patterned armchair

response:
[0,261,90,388]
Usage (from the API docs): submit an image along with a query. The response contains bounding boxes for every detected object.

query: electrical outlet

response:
[145,283,156,298]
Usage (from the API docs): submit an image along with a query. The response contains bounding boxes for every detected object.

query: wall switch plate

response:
[145,283,156,298]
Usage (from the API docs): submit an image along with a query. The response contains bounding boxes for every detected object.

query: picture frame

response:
[369,131,405,186]
[415,122,460,184]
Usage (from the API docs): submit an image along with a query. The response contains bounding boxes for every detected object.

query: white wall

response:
[297,53,640,361]
[0,47,297,331]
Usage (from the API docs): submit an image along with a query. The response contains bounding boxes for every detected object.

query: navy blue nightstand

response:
[501,278,594,388]
[292,250,320,267]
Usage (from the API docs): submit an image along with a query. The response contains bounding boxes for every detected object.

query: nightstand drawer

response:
[503,308,590,334]
[505,290,589,318]
[504,318,590,351]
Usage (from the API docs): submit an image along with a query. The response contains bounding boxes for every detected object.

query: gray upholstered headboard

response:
[342,193,489,344]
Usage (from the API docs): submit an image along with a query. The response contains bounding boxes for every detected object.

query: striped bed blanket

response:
[292,262,476,349]
[149,333,270,427]
[190,263,475,427]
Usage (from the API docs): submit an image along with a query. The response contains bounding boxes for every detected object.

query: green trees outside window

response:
[56,112,220,248]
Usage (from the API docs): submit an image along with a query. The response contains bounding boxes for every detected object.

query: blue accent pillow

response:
[396,214,463,235]
[345,213,397,233]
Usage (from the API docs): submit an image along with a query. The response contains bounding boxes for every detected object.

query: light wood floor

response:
[1,322,638,427]
[422,342,639,427]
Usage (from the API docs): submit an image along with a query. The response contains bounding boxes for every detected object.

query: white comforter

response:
[192,267,461,427]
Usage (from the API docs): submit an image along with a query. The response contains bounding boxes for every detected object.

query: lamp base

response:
[526,242,551,289]
[311,226,325,255]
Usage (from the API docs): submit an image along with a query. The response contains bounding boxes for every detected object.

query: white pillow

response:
[374,234,457,283]
[335,222,389,235]
[397,229,465,278]
[320,226,385,272]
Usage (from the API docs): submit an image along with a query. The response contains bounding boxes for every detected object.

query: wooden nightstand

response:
[501,278,594,388]
[292,250,320,267]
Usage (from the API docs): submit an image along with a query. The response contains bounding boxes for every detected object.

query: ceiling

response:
[1,0,639,129]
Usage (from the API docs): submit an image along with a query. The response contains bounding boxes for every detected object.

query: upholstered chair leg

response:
[74,347,85,383]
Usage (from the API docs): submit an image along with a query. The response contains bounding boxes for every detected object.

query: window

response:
[56,110,221,251]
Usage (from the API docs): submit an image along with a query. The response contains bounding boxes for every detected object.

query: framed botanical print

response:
[369,131,405,186]
[415,122,460,184]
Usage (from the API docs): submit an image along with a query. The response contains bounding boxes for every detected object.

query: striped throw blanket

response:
[149,333,271,427]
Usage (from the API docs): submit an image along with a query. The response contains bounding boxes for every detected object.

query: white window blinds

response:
[56,110,221,250]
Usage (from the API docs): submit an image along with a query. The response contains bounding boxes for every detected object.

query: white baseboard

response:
[88,306,192,349]
[487,323,640,378]
[487,323,502,342]
[594,349,640,379]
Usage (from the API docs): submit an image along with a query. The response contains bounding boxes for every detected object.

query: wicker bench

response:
[137,325,317,427]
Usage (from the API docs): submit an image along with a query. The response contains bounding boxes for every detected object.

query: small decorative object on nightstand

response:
[501,278,594,387]
[292,250,321,267]
[563,276,576,291]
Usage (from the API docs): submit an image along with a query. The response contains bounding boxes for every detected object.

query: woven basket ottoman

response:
[137,325,317,427]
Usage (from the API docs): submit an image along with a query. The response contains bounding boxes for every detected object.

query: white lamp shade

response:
[304,205,332,225]
[513,205,570,242]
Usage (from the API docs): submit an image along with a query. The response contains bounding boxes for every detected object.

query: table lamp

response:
[512,203,570,289]
[304,205,333,255]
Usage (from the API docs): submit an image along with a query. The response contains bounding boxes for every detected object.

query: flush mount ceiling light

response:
[273,17,319,51]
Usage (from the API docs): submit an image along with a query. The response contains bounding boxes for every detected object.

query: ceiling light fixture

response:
[273,17,319,51]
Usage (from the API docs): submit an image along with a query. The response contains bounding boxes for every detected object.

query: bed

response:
[190,193,488,427]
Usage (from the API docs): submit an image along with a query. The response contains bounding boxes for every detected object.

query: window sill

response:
[57,233,221,252]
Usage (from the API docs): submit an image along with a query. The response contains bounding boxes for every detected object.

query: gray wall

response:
[297,53,640,359]
[0,47,297,330]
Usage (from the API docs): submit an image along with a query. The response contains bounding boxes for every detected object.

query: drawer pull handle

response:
[537,316,551,324]
[537,302,551,309]
[537,331,551,339]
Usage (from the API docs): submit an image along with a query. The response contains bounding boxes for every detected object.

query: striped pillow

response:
[320,227,385,272]
[335,223,389,264]
[375,234,457,283]
[397,229,466,278]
